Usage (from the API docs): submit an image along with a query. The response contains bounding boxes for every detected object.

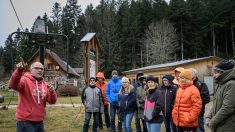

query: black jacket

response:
[144,88,163,123]
[193,78,210,116]
[156,85,177,116]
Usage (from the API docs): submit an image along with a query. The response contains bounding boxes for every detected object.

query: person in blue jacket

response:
[106,70,122,132]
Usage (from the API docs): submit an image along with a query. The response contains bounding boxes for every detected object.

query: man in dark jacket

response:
[157,75,177,132]
[190,68,210,132]
[206,60,235,132]
[133,71,144,132]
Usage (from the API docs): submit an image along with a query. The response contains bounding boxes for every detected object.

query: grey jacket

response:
[207,68,235,132]
[82,86,104,113]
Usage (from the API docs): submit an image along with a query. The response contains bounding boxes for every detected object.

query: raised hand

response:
[47,82,55,92]
[16,57,27,71]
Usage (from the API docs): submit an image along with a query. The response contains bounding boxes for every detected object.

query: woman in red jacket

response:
[172,69,202,132]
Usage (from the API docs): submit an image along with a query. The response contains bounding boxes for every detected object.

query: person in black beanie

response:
[156,75,177,132]
[82,77,104,132]
[206,59,235,132]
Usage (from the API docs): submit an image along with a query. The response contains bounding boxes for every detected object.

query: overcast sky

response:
[0,0,100,47]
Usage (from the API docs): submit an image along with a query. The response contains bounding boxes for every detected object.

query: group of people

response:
[8,58,235,132]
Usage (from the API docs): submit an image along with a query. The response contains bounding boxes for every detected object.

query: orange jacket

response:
[172,81,202,127]
[96,72,109,105]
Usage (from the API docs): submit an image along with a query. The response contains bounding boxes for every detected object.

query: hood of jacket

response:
[217,67,235,85]
[96,72,106,80]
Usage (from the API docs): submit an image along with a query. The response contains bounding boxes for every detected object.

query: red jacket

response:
[96,72,108,105]
[9,69,57,122]
[172,81,202,127]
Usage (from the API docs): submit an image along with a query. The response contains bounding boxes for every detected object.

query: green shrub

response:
[56,85,79,96]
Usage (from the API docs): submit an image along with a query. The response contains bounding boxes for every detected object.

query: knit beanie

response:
[111,70,118,75]
[215,59,235,72]
[162,75,173,82]
[179,69,193,81]
[146,75,157,82]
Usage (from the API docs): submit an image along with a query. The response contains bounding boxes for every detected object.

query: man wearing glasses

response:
[8,60,57,132]
[82,77,104,132]
[206,59,235,132]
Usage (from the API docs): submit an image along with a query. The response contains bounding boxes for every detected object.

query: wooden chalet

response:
[27,49,80,86]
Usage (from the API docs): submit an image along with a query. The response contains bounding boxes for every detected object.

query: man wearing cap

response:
[206,59,235,132]
[157,75,177,132]
[106,70,122,132]
[82,77,104,132]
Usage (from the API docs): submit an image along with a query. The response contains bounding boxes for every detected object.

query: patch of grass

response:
[56,96,82,104]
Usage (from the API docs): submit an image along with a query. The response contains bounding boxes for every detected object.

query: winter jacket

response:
[96,72,108,105]
[8,69,57,122]
[143,88,163,123]
[207,68,235,132]
[172,81,202,127]
[157,85,177,116]
[118,85,136,114]
[136,86,147,119]
[106,77,122,103]
[193,78,210,116]
[81,86,104,113]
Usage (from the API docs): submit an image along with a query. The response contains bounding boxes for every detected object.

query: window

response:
[47,63,53,70]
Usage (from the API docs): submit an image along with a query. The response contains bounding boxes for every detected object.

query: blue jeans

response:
[135,110,142,132]
[16,121,44,132]
[196,115,205,132]
[110,102,122,131]
[163,115,177,132]
[123,112,134,132]
[146,122,161,132]
[83,112,99,132]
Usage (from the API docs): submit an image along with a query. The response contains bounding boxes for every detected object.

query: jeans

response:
[135,111,142,132]
[110,102,122,131]
[16,121,44,132]
[163,115,177,132]
[83,112,99,132]
[146,122,161,132]
[98,104,110,129]
[196,115,205,132]
[177,126,197,132]
[123,112,134,132]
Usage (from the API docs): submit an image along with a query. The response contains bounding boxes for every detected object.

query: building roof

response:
[124,56,221,73]
[29,49,80,77]
[80,33,96,42]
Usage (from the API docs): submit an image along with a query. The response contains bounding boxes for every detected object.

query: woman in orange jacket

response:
[172,69,202,132]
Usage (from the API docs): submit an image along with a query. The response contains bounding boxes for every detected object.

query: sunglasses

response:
[90,80,96,82]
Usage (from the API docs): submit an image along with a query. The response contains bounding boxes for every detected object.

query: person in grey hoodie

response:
[82,77,104,132]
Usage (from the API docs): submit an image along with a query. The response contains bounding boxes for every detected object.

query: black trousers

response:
[177,126,197,132]
[98,104,110,129]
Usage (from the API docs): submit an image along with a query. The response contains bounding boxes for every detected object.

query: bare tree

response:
[143,19,178,65]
